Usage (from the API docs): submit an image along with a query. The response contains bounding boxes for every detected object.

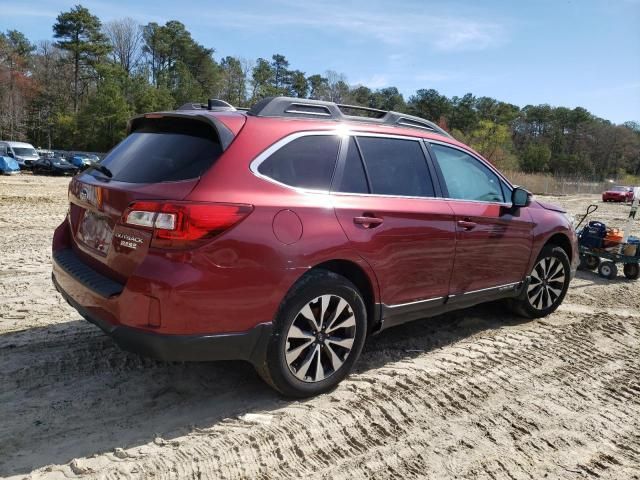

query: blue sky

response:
[1,0,638,123]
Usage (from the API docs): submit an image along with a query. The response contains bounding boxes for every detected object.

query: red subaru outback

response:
[52,97,578,397]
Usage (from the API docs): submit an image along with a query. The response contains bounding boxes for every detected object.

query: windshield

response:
[13,147,37,157]
[52,158,70,166]
[611,186,627,191]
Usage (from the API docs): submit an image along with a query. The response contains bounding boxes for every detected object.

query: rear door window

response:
[430,144,504,203]
[257,135,340,190]
[93,117,223,183]
[335,137,369,194]
[356,136,434,197]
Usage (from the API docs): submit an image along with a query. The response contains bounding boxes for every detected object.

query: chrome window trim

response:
[248,130,518,207]
[249,130,429,196]
[249,130,338,195]
[329,190,510,206]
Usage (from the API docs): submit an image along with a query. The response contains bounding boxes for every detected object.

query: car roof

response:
[174,108,459,143]
[1,141,36,148]
[139,106,484,163]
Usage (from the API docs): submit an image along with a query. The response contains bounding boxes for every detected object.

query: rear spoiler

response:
[127,112,235,150]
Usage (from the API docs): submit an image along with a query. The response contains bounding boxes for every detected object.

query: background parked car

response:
[69,153,94,170]
[32,156,79,176]
[36,149,55,159]
[602,185,634,202]
[0,155,20,175]
[0,141,39,169]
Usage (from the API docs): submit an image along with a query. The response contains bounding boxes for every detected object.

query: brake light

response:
[122,201,253,249]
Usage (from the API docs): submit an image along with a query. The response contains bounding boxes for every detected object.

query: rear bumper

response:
[52,249,272,364]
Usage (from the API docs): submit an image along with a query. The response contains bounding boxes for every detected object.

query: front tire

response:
[256,270,367,398]
[511,245,571,319]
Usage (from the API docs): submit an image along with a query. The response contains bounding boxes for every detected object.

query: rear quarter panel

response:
[179,118,381,333]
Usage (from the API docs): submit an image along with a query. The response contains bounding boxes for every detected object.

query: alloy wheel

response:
[527,256,566,310]
[285,294,356,383]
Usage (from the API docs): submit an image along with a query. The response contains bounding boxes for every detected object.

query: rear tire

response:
[511,245,571,319]
[598,261,617,279]
[256,269,367,398]
[623,263,639,280]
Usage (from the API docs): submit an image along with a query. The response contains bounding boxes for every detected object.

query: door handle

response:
[457,219,477,230]
[354,216,383,228]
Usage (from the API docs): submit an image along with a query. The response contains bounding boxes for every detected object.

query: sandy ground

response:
[1,174,639,480]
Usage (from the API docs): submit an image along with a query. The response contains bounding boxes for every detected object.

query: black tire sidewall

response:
[585,256,600,270]
[623,263,639,280]
[264,271,367,398]
[598,261,617,279]
[519,245,571,318]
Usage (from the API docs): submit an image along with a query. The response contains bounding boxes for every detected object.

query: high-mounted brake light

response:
[122,201,253,249]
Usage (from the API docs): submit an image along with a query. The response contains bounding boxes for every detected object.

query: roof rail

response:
[177,99,236,112]
[247,96,452,138]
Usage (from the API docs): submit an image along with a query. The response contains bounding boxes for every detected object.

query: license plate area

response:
[77,210,114,256]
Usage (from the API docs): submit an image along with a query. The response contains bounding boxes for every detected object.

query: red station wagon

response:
[52,97,579,397]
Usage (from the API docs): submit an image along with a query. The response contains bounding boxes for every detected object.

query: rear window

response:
[257,135,340,190]
[93,117,222,183]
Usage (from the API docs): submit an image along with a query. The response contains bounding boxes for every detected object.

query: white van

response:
[0,141,40,169]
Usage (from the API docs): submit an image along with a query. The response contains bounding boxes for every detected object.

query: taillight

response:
[122,201,253,249]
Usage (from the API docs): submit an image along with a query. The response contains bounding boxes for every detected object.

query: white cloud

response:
[432,22,504,52]
[352,74,389,89]
[199,2,509,53]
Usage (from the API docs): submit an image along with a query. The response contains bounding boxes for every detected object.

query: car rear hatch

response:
[66,112,246,284]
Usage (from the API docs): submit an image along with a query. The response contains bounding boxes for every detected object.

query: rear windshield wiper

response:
[86,162,113,178]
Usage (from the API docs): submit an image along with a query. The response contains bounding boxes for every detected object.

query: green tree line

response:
[0,4,638,178]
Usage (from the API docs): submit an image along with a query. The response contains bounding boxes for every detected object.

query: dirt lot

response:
[1,175,639,480]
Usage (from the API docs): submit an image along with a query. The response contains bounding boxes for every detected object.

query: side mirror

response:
[512,187,530,208]
[7,151,14,158]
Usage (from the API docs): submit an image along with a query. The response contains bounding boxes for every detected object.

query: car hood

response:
[534,199,566,213]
